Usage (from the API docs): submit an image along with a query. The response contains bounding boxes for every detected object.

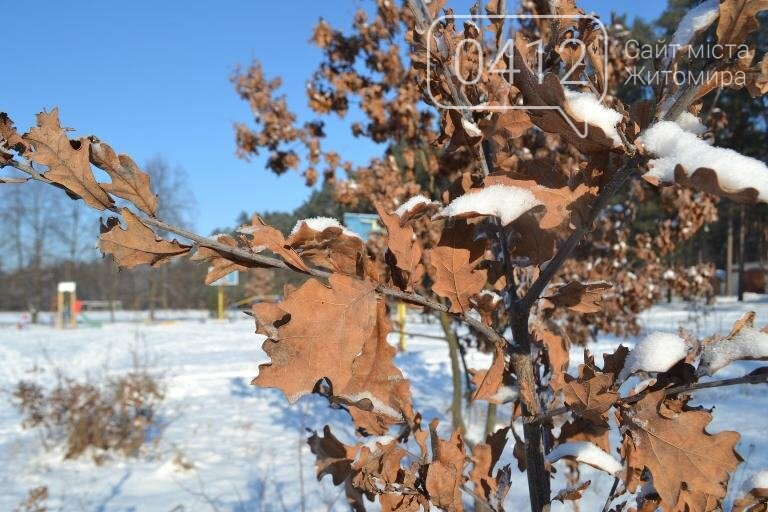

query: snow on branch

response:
[546,441,622,476]
[698,326,768,376]
[638,120,768,202]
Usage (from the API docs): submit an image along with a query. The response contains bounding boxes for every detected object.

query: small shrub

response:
[13,486,47,512]
[13,370,164,460]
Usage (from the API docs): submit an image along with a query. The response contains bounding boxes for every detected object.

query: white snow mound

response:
[546,441,622,476]
[438,184,541,226]
[637,121,768,202]
[563,90,624,147]
[394,195,435,218]
[618,332,688,381]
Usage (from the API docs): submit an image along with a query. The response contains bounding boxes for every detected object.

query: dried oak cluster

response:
[2,0,768,511]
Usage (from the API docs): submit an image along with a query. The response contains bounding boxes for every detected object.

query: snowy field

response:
[1,297,767,511]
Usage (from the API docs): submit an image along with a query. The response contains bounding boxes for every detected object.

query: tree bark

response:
[738,205,746,302]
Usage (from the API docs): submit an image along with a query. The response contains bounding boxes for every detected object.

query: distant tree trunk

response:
[738,205,746,302]
[438,311,465,432]
[726,214,734,296]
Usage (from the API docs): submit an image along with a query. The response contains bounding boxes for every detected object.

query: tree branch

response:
[534,371,768,423]
[3,157,506,348]
[516,155,644,313]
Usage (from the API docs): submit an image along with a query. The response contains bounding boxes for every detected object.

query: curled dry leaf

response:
[470,345,506,403]
[620,390,742,510]
[375,202,424,291]
[0,112,28,163]
[428,221,487,314]
[288,219,367,276]
[469,427,512,509]
[716,0,768,47]
[99,208,191,268]
[673,164,760,204]
[307,426,369,510]
[562,372,618,425]
[24,109,114,210]
[252,274,412,434]
[552,480,591,503]
[191,235,249,285]
[425,426,466,512]
[542,281,612,313]
[89,139,158,216]
[240,215,309,272]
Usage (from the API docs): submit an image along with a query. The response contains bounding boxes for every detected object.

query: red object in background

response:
[74,300,83,314]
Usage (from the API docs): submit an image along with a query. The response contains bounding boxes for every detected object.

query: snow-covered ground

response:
[1,296,767,511]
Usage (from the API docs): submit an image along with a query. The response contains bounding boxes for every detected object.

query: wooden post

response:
[397,301,407,351]
[217,286,225,320]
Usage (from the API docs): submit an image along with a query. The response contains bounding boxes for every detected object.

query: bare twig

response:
[3,157,507,349]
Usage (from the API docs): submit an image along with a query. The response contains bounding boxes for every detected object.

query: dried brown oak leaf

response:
[620,390,741,511]
[542,281,612,313]
[469,427,512,508]
[24,109,113,210]
[553,480,591,503]
[426,425,467,512]
[470,345,507,404]
[89,140,158,216]
[191,235,249,285]
[562,372,618,425]
[288,219,367,276]
[717,0,768,47]
[99,208,191,268]
[0,112,28,163]
[240,215,309,272]
[375,202,424,292]
[733,482,768,512]
[252,275,412,430]
[307,426,369,511]
[486,175,595,230]
[673,165,760,204]
[429,221,487,314]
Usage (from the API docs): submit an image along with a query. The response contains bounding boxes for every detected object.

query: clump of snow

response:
[698,327,768,376]
[394,194,436,218]
[675,112,707,135]
[290,217,361,239]
[461,118,483,138]
[563,90,624,146]
[618,332,688,381]
[741,469,768,493]
[637,121,768,202]
[478,290,502,303]
[546,441,622,476]
[490,384,519,404]
[438,184,542,225]
[661,0,719,70]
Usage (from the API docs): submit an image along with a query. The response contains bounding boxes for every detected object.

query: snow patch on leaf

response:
[563,90,623,146]
[546,441,622,476]
[638,121,768,202]
[438,184,542,225]
[394,194,436,217]
[290,217,361,239]
[618,332,688,381]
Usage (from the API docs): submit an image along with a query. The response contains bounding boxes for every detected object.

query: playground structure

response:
[56,281,78,329]
[209,270,239,320]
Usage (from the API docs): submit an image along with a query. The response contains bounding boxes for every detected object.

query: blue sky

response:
[2,0,668,234]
